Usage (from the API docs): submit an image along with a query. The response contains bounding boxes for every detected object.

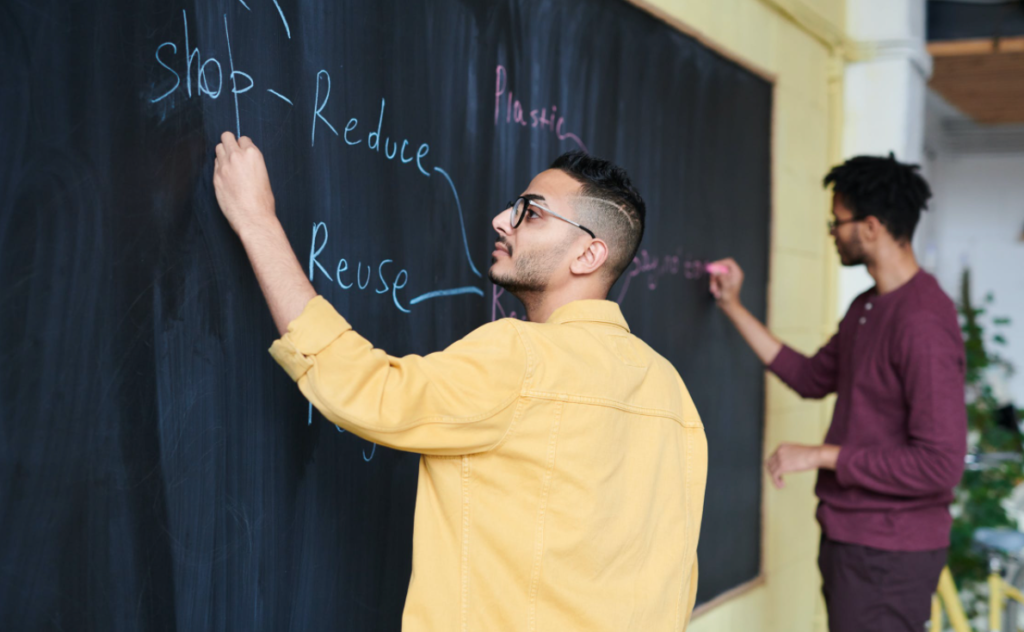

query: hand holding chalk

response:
[707,258,744,305]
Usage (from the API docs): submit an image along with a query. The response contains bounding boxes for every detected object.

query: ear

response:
[861,215,885,241]
[570,238,609,276]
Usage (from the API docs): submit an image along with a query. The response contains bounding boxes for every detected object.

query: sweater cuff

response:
[268,296,352,381]
[834,445,860,488]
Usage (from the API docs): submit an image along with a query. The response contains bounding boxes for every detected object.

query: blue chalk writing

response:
[223,14,253,138]
[356,262,370,290]
[147,10,248,112]
[151,43,179,103]
[377,260,393,294]
[271,0,291,39]
[416,144,431,177]
[238,0,251,10]
[335,259,351,289]
[310,222,411,313]
[184,10,199,97]
[409,287,485,305]
[308,403,377,463]
[312,70,338,147]
[368,98,384,151]
[392,270,410,313]
[309,222,332,281]
[267,89,292,105]
[199,57,223,99]
[343,118,361,145]
[434,167,482,278]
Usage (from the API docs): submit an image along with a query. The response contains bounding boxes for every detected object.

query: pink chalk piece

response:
[706,263,729,275]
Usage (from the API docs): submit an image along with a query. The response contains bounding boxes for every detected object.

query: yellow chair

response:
[932,528,1024,632]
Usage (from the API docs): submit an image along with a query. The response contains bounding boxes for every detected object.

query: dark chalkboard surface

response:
[0,0,771,628]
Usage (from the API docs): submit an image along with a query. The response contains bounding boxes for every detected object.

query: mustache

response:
[495,236,513,257]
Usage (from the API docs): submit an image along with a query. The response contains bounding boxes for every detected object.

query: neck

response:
[865,241,920,295]
[518,283,609,323]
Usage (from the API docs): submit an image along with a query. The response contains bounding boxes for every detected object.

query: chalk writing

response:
[308,222,411,313]
[266,89,292,105]
[494,65,588,152]
[308,402,377,462]
[149,12,253,136]
[222,15,254,138]
[311,76,433,178]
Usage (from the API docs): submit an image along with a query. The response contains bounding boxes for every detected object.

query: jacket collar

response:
[545,300,630,333]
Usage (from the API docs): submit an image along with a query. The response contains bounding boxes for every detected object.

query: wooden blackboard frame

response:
[623,0,778,616]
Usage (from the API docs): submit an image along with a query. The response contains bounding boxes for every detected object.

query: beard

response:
[835,228,867,266]
[488,244,563,296]
[488,261,548,295]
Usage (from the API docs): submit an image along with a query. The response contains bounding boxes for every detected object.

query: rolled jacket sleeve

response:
[269,296,528,456]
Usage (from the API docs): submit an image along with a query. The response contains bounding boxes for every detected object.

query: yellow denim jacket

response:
[270,296,707,631]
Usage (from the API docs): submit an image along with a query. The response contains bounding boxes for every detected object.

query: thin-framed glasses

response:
[507,197,596,238]
[828,218,862,233]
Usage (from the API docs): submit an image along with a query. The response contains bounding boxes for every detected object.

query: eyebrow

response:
[521,193,546,202]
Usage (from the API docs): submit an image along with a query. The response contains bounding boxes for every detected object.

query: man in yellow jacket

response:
[212,131,707,631]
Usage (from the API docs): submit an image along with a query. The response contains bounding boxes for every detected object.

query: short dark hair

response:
[823,153,932,242]
[549,151,646,281]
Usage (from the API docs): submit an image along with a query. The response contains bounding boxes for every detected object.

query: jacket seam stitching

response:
[522,390,700,427]
[303,374,521,432]
[461,455,472,632]
[527,400,563,632]
[675,430,694,630]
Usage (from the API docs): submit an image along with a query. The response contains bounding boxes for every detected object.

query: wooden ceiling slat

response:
[927,42,1024,123]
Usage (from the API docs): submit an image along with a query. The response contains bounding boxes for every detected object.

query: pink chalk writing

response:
[615,249,712,304]
[494,65,588,152]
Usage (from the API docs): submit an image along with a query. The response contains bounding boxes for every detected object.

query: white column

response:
[837,0,931,314]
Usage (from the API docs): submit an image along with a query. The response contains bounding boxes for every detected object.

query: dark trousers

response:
[818,536,947,632]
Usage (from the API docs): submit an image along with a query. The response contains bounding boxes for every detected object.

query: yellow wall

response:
[632,1,846,631]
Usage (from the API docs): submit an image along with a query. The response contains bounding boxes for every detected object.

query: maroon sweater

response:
[769,270,967,551]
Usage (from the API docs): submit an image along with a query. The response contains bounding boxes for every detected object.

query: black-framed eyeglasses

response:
[828,218,862,233]
[507,197,596,238]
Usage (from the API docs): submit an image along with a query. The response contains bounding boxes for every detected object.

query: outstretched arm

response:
[213,131,316,335]
[708,258,782,365]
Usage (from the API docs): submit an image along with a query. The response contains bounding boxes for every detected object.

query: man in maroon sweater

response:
[709,154,967,631]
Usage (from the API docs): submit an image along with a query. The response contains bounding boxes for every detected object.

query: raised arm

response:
[709,257,839,399]
[708,258,782,365]
[212,132,526,454]
[213,132,315,335]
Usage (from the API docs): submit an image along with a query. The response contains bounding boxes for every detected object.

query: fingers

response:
[766,446,787,489]
[767,460,785,489]
[220,131,239,151]
[215,143,226,159]
[237,135,256,151]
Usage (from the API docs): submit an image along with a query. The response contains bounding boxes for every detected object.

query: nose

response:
[492,207,513,236]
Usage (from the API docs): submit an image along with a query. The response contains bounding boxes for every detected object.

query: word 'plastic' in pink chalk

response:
[705,263,729,275]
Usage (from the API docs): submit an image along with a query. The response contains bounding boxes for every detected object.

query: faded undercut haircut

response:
[549,151,646,282]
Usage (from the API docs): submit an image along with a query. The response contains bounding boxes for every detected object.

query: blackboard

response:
[0,0,771,628]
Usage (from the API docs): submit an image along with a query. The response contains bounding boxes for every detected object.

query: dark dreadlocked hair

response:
[823,152,932,243]
[549,151,646,281]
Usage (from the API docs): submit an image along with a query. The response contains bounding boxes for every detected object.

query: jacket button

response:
[859,317,867,325]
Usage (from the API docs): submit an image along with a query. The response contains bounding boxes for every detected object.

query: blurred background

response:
[642,0,1024,629]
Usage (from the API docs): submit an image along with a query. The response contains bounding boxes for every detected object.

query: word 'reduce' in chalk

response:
[312,70,432,177]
